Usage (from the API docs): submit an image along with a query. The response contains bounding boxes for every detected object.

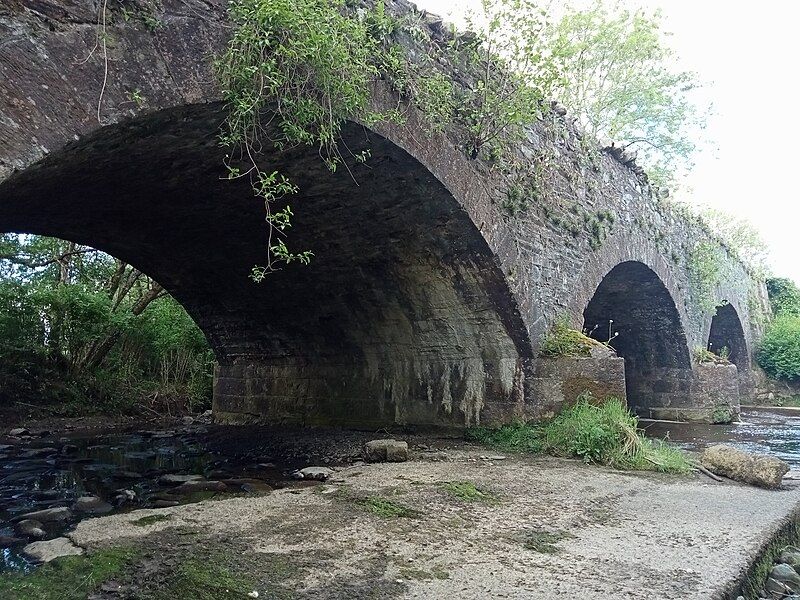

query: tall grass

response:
[468,394,690,474]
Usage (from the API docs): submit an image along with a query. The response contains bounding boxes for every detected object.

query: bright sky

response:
[417,0,800,284]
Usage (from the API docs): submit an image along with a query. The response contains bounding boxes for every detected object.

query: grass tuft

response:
[468,393,691,474]
[540,319,610,358]
[522,530,574,553]
[132,513,172,527]
[358,495,419,518]
[441,481,498,503]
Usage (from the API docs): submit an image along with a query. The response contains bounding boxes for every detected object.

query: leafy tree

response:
[766,277,800,317]
[546,0,706,183]
[0,234,213,414]
[697,207,770,277]
[758,315,800,381]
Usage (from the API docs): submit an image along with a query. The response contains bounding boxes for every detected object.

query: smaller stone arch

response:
[582,261,692,418]
[708,301,752,400]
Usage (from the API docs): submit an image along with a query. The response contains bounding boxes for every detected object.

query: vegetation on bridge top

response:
[758,278,800,381]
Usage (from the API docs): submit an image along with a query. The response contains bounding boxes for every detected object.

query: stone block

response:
[364,439,408,463]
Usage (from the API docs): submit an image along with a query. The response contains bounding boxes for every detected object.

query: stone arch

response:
[0,102,531,428]
[708,302,750,370]
[582,261,692,417]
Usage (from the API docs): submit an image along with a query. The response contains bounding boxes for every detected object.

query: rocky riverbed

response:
[2,422,800,599]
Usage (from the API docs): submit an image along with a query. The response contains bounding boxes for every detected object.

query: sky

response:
[417,0,800,284]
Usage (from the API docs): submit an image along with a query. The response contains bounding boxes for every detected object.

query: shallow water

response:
[0,426,292,572]
[643,406,800,467]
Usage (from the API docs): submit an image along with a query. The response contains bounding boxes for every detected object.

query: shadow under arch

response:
[582,260,692,417]
[0,103,531,428]
[708,302,750,370]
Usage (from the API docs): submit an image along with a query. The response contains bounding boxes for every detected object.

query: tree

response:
[546,1,706,184]
[697,207,770,277]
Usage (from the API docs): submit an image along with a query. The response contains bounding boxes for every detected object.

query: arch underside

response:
[583,261,693,417]
[0,103,530,427]
[709,302,752,398]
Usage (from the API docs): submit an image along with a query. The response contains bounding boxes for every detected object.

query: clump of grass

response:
[522,530,574,553]
[540,319,610,358]
[467,420,543,453]
[694,346,730,365]
[0,547,138,600]
[358,495,418,518]
[132,513,172,527]
[468,393,691,474]
[441,481,498,503]
[159,557,254,600]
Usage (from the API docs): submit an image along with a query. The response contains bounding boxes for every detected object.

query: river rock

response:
[152,499,180,508]
[9,428,30,437]
[296,467,333,481]
[22,537,83,563]
[364,439,409,463]
[172,480,228,494]
[158,473,204,486]
[0,535,23,546]
[766,563,800,596]
[17,506,72,522]
[15,519,46,539]
[72,496,113,515]
[701,444,789,489]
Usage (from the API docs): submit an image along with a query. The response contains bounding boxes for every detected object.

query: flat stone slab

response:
[70,447,800,599]
[23,537,83,563]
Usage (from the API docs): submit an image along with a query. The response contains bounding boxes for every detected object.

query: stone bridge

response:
[0,0,767,427]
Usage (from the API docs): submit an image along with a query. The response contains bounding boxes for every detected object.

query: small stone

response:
[9,428,29,437]
[364,439,408,463]
[23,537,83,563]
[182,416,194,426]
[247,592,259,598]
[172,480,228,494]
[17,506,72,523]
[298,467,332,481]
[72,496,114,515]
[152,500,180,508]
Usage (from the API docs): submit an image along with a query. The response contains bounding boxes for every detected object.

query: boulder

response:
[9,428,30,437]
[297,467,332,481]
[780,545,800,569]
[17,506,72,522]
[14,519,46,539]
[0,535,24,546]
[701,444,789,489]
[23,537,83,563]
[72,496,114,515]
[364,439,409,463]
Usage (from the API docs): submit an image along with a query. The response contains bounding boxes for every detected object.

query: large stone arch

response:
[0,101,533,427]
[580,261,692,417]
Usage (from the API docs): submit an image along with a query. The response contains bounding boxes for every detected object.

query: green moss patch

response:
[358,495,419,519]
[522,530,574,554]
[440,481,498,504]
[132,513,172,527]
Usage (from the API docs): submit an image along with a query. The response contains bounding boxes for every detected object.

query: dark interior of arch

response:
[582,261,692,415]
[0,103,529,428]
[708,303,749,369]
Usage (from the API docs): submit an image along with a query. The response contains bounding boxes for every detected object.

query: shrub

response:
[758,314,800,381]
[468,394,690,474]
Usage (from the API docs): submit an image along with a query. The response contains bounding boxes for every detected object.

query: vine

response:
[687,241,723,313]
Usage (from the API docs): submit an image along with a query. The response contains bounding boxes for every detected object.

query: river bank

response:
[3,425,800,599]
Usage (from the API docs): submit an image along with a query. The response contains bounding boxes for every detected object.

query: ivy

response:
[687,241,723,313]
[216,0,398,276]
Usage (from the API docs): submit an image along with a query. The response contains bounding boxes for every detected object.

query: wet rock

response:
[158,473,204,486]
[9,428,30,437]
[0,444,13,452]
[23,537,83,562]
[702,444,789,489]
[20,447,58,458]
[295,467,333,481]
[114,489,137,505]
[152,499,180,508]
[172,480,228,494]
[113,470,144,481]
[18,506,72,522]
[60,444,79,454]
[364,439,408,463]
[0,534,24,546]
[15,519,46,539]
[72,495,114,515]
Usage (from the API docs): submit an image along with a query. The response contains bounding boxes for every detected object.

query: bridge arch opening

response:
[708,302,749,369]
[0,103,530,428]
[582,261,692,417]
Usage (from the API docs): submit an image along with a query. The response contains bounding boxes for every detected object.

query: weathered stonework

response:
[646,364,741,424]
[529,356,626,420]
[0,0,766,427]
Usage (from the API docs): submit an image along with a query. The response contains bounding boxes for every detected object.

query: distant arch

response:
[708,302,750,370]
